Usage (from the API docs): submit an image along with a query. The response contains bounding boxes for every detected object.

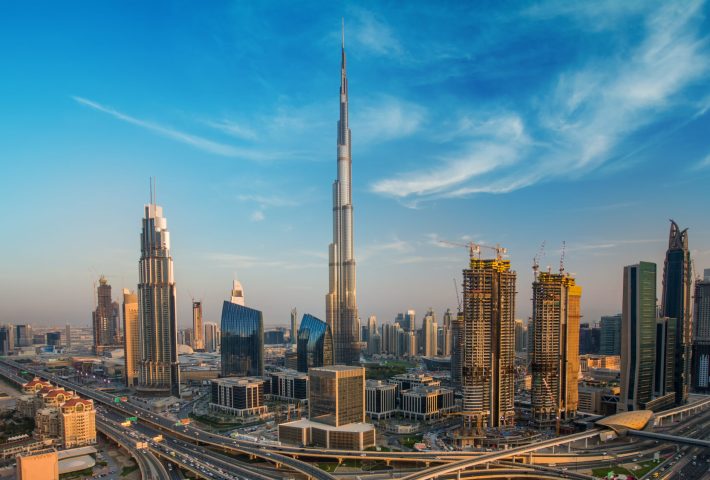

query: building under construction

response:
[460,246,516,434]
[530,270,581,427]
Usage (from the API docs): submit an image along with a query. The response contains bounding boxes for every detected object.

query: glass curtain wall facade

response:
[297,314,334,373]
[692,273,710,392]
[661,220,692,405]
[221,301,264,377]
[620,262,657,411]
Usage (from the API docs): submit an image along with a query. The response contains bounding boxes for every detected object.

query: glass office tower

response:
[297,314,334,373]
[221,301,264,377]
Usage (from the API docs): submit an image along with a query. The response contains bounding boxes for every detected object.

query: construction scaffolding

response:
[460,254,517,435]
[530,270,581,428]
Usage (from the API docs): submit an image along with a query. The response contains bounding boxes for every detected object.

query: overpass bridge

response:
[653,395,710,427]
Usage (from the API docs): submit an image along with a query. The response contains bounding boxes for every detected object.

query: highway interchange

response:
[3,358,710,479]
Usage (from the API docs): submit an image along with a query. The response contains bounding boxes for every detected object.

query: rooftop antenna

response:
[342,17,345,49]
[149,177,152,205]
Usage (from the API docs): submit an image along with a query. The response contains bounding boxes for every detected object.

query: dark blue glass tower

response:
[297,314,334,373]
[220,301,264,377]
[661,220,692,405]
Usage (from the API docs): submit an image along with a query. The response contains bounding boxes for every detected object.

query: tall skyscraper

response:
[221,281,263,377]
[290,307,298,345]
[620,262,657,411]
[325,31,359,366]
[192,300,204,351]
[422,309,438,357]
[600,314,622,355]
[661,220,692,405]
[204,322,219,353]
[297,314,334,373]
[137,193,180,397]
[92,276,121,355]
[530,270,581,426]
[122,289,139,388]
[461,247,516,431]
[692,269,710,392]
[65,324,71,349]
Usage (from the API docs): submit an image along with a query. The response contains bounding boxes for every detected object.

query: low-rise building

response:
[365,380,397,420]
[400,386,455,421]
[209,377,267,417]
[15,448,58,480]
[278,418,375,450]
[34,408,60,441]
[269,370,309,403]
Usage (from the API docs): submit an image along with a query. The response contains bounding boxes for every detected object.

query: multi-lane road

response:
[4,357,710,480]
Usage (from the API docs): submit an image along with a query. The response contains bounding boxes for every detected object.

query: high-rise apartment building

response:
[221,282,263,377]
[620,262,657,411]
[461,248,516,431]
[122,289,139,387]
[422,309,438,357]
[59,398,96,448]
[325,35,359,366]
[530,271,581,426]
[297,314,333,373]
[692,269,710,392]
[204,322,219,353]
[92,276,121,354]
[309,365,365,427]
[192,300,204,351]
[579,323,601,354]
[65,324,71,349]
[661,220,692,405]
[600,314,622,355]
[137,194,180,397]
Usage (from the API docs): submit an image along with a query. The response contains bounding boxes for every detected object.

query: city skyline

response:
[2,2,710,329]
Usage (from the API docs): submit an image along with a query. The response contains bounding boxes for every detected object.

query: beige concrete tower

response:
[326,24,359,365]
[531,270,581,427]
[137,182,180,397]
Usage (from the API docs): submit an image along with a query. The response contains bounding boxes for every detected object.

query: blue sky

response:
[1,1,710,329]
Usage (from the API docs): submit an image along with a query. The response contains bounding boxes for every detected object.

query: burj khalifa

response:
[326,28,359,365]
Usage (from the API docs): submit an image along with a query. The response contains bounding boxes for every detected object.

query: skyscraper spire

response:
[327,24,359,365]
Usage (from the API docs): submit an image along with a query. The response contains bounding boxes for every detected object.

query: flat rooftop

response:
[280,418,375,433]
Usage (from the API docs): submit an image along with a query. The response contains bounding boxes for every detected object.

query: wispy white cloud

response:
[238,194,301,208]
[205,252,321,270]
[353,96,426,145]
[692,153,710,170]
[371,0,710,203]
[73,96,279,161]
[250,210,265,222]
[350,8,403,58]
[566,238,664,252]
[359,237,414,262]
[204,119,258,141]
